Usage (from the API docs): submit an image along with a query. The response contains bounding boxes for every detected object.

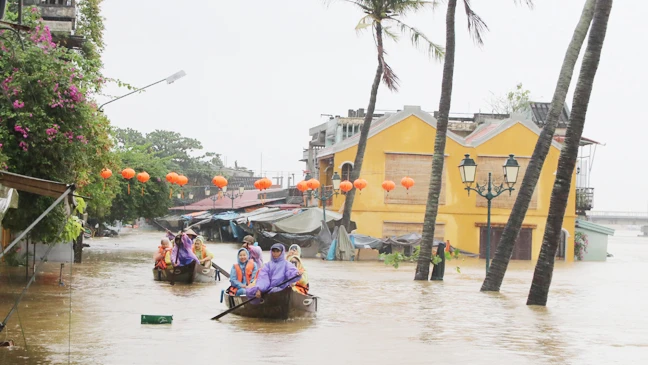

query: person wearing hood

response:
[287,255,309,295]
[247,244,303,299]
[171,233,200,267]
[247,245,264,270]
[242,235,259,249]
[286,244,302,261]
[228,248,258,296]
[192,235,214,268]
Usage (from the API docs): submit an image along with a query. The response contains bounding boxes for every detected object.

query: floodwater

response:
[1,229,647,365]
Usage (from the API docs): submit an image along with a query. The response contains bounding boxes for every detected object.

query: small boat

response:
[152,262,216,283]
[223,287,317,320]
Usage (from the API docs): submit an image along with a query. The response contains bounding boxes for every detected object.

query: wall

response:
[324,114,577,261]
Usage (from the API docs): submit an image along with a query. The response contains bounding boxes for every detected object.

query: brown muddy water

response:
[1,229,647,364]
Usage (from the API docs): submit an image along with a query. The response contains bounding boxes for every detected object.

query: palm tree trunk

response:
[527,0,612,306]
[341,23,384,230]
[414,0,456,281]
[480,0,597,292]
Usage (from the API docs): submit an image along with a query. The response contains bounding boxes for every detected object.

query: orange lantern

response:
[401,176,415,190]
[176,175,188,198]
[254,179,262,191]
[166,172,179,184]
[296,180,309,192]
[100,168,112,190]
[307,178,320,190]
[121,168,136,194]
[382,180,396,193]
[340,180,353,193]
[261,177,272,190]
[353,178,367,191]
[137,172,150,195]
[212,175,228,189]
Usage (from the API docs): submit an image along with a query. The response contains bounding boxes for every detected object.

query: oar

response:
[211,262,230,279]
[211,274,301,320]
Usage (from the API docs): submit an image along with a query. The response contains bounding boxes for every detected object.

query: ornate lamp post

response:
[302,171,342,222]
[221,185,245,209]
[459,154,520,274]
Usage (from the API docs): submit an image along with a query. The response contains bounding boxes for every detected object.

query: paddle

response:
[211,274,301,320]
[211,262,230,279]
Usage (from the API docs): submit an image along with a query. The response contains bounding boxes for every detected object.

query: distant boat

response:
[152,262,216,283]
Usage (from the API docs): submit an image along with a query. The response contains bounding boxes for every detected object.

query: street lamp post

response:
[98,70,187,111]
[304,172,342,222]
[221,185,245,209]
[458,154,520,274]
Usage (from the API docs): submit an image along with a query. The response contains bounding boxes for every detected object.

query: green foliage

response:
[574,231,589,260]
[382,245,462,272]
[0,7,114,242]
[3,245,28,267]
[489,83,532,114]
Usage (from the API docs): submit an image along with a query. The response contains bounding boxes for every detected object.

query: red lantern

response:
[137,172,150,195]
[100,168,112,180]
[353,178,367,191]
[254,179,262,191]
[307,178,320,190]
[401,176,415,190]
[382,180,396,192]
[121,168,135,194]
[296,180,309,192]
[166,172,179,184]
[212,175,228,189]
[340,180,353,193]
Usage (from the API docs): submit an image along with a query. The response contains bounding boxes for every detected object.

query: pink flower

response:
[18,141,28,151]
[13,100,24,109]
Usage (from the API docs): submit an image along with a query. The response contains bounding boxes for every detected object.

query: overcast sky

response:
[99,0,644,212]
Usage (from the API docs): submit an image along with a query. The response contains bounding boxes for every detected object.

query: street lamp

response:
[459,154,520,274]
[98,70,187,111]
[222,185,245,209]
[302,171,342,223]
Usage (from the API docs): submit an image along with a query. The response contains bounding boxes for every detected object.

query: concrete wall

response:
[19,240,73,264]
[575,228,609,261]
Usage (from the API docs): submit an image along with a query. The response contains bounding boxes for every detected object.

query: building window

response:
[341,163,352,181]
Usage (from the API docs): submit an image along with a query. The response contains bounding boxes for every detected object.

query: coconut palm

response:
[481,0,597,292]
[527,0,613,306]
[332,0,444,230]
[414,0,532,280]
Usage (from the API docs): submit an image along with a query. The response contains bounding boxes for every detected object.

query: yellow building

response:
[315,105,576,261]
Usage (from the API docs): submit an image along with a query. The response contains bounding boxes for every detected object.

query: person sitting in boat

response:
[247,244,264,270]
[154,238,173,270]
[165,228,198,244]
[171,233,200,267]
[192,235,214,268]
[247,244,303,299]
[288,255,309,295]
[286,244,301,261]
[242,235,259,248]
[228,248,258,296]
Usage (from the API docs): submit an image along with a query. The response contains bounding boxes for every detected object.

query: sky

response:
[99,0,646,212]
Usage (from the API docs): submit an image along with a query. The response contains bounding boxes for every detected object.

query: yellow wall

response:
[323,115,577,261]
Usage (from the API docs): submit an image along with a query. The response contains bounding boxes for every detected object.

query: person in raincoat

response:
[228,248,258,296]
[192,235,214,268]
[242,235,258,249]
[247,245,264,270]
[171,233,200,267]
[247,244,303,299]
[285,244,301,261]
[287,255,309,295]
[154,238,173,270]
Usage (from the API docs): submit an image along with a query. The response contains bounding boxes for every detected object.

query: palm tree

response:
[527,0,613,306]
[480,0,596,291]
[415,0,531,280]
[333,0,444,230]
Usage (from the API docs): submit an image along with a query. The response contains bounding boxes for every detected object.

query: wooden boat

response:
[152,262,216,284]
[223,286,317,320]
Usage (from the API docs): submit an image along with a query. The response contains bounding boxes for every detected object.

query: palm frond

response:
[514,0,534,9]
[463,0,489,46]
[395,20,444,60]
[393,0,440,16]
[355,14,375,33]
[382,26,400,42]
[381,55,400,91]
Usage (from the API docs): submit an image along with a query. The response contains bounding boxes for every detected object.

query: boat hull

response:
[224,287,317,320]
[152,262,216,284]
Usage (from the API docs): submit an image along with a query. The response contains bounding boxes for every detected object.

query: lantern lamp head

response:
[238,185,245,195]
[503,154,520,187]
[332,171,341,192]
[189,193,194,200]
[458,154,477,187]
[222,185,228,193]
[205,187,211,196]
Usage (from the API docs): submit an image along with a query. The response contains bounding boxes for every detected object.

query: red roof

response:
[169,189,286,211]
[465,123,499,144]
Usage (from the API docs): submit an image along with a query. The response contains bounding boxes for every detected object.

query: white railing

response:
[588,211,648,218]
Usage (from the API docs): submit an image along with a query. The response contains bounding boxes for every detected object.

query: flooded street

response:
[1,229,647,364]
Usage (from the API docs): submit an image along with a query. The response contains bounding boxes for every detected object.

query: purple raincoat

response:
[246,244,300,298]
[170,233,200,266]
[248,245,264,270]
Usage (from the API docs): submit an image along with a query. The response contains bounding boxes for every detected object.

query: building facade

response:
[313,105,577,261]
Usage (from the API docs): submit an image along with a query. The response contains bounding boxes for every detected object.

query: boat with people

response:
[222,286,317,319]
[152,262,216,283]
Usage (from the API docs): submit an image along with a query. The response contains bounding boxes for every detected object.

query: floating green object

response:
[141,315,173,324]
